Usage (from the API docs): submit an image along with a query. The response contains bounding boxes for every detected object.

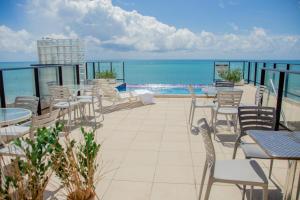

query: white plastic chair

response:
[49,86,81,126]
[212,90,243,139]
[77,84,104,124]
[197,118,268,200]
[188,85,215,126]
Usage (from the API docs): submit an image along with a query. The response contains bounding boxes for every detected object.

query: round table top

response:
[0,108,32,126]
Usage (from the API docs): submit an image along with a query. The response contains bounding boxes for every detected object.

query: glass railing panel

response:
[86,62,94,79]
[3,69,35,106]
[214,61,229,81]
[39,67,58,109]
[62,66,76,85]
[99,62,111,72]
[112,62,123,81]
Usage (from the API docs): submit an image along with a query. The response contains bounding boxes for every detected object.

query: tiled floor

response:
[47,85,288,200]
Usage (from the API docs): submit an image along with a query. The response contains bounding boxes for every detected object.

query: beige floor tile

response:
[103,180,152,200]
[130,140,161,151]
[102,138,133,150]
[157,151,193,166]
[122,150,159,165]
[162,133,189,142]
[154,165,195,184]
[134,133,162,142]
[191,152,206,166]
[150,183,197,200]
[160,142,190,152]
[114,164,156,182]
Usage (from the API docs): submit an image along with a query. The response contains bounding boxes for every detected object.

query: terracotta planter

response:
[67,188,95,200]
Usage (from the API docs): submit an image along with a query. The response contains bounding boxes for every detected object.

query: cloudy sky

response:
[0,0,300,61]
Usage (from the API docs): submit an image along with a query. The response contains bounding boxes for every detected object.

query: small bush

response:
[95,70,116,79]
[218,69,242,83]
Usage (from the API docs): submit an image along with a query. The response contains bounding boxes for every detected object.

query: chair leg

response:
[204,177,213,200]
[233,114,238,133]
[225,114,231,130]
[213,112,217,140]
[262,186,268,200]
[242,185,246,200]
[188,103,193,123]
[250,185,254,200]
[190,106,195,126]
[199,161,208,200]
[232,142,239,159]
[269,159,274,179]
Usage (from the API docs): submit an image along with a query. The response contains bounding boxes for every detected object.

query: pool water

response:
[118,84,204,95]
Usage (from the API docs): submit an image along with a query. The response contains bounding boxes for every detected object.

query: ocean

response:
[0,60,300,102]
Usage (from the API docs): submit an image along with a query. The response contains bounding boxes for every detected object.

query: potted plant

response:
[95,70,117,84]
[50,127,101,200]
[218,68,244,85]
[0,123,63,200]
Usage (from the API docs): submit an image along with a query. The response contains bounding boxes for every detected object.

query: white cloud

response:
[228,22,239,31]
[0,0,299,59]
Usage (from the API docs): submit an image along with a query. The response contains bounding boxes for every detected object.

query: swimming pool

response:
[118,84,205,95]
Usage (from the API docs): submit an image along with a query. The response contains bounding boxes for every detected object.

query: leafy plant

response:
[218,68,242,83]
[50,127,101,200]
[95,70,116,79]
[0,123,63,200]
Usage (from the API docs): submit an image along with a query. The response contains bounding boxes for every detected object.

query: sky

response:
[0,0,299,61]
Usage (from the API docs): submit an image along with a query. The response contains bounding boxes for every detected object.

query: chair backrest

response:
[188,85,196,101]
[217,90,243,108]
[48,86,72,101]
[30,109,60,138]
[14,96,39,116]
[255,85,266,106]
[238,106,275,137]
[198,118,216,174]
[215,80,234,88]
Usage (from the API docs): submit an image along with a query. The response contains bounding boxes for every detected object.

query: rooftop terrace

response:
[45,84,291,200]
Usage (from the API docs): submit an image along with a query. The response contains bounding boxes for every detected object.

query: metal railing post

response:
[98,61,100,73]
[93,62,96,79]
[228,61,231,70]
[85,62,88,79]
[247,62,251,84]
[75,64,80,85]
[34,68,42,115]
[0,70,6,108]
[284,64,290,97]
[110,62,113,72]
[242,61,245,80]
[260,68,266,106]
[122,62,125,82]
[58,66,63,85]
[254,62,258,86]
[213,61,216,82]
[275,71,285,130]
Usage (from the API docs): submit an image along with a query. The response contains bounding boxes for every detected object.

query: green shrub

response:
[95,70,116,79]
[218,69,242,83]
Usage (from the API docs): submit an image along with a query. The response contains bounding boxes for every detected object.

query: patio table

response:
[247,130,300,200]
[202,86,243,96]
[0,108,32,126]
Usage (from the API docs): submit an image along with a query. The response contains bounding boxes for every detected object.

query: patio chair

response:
[77,84,104,123]
[241,85,266,107]
[0,96,40,142]
[0,109,60,156]
[197,118,268,200]
[188,85,215,126]
[232,106,275,179]
[215,80,234,87]
[100,84,139,105]
[212,90,243,139]
[49,86,81,126]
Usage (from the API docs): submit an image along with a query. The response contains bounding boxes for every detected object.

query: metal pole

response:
[85,62,88,79]
[110,62,113,72]
[213,61,216,82]
[58,66,63,85]
[254,62,258,86]
[247,62,251,84]
[284,64,290,97]
[260,68,266,106]
[242,61,245,80]
[275,71,285,130]
[75,64,80,85]
[34,68,41,115]
[0,70,6,108]
[228,61,231,70]
[93,62,96,79]
[122,62,125,82]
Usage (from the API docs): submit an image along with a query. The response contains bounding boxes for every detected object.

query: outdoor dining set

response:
[188,80,300,200]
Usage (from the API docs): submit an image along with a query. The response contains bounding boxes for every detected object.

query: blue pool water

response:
[118,84,204,95]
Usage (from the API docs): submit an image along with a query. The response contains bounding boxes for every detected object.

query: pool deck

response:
[45,84,295,200]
